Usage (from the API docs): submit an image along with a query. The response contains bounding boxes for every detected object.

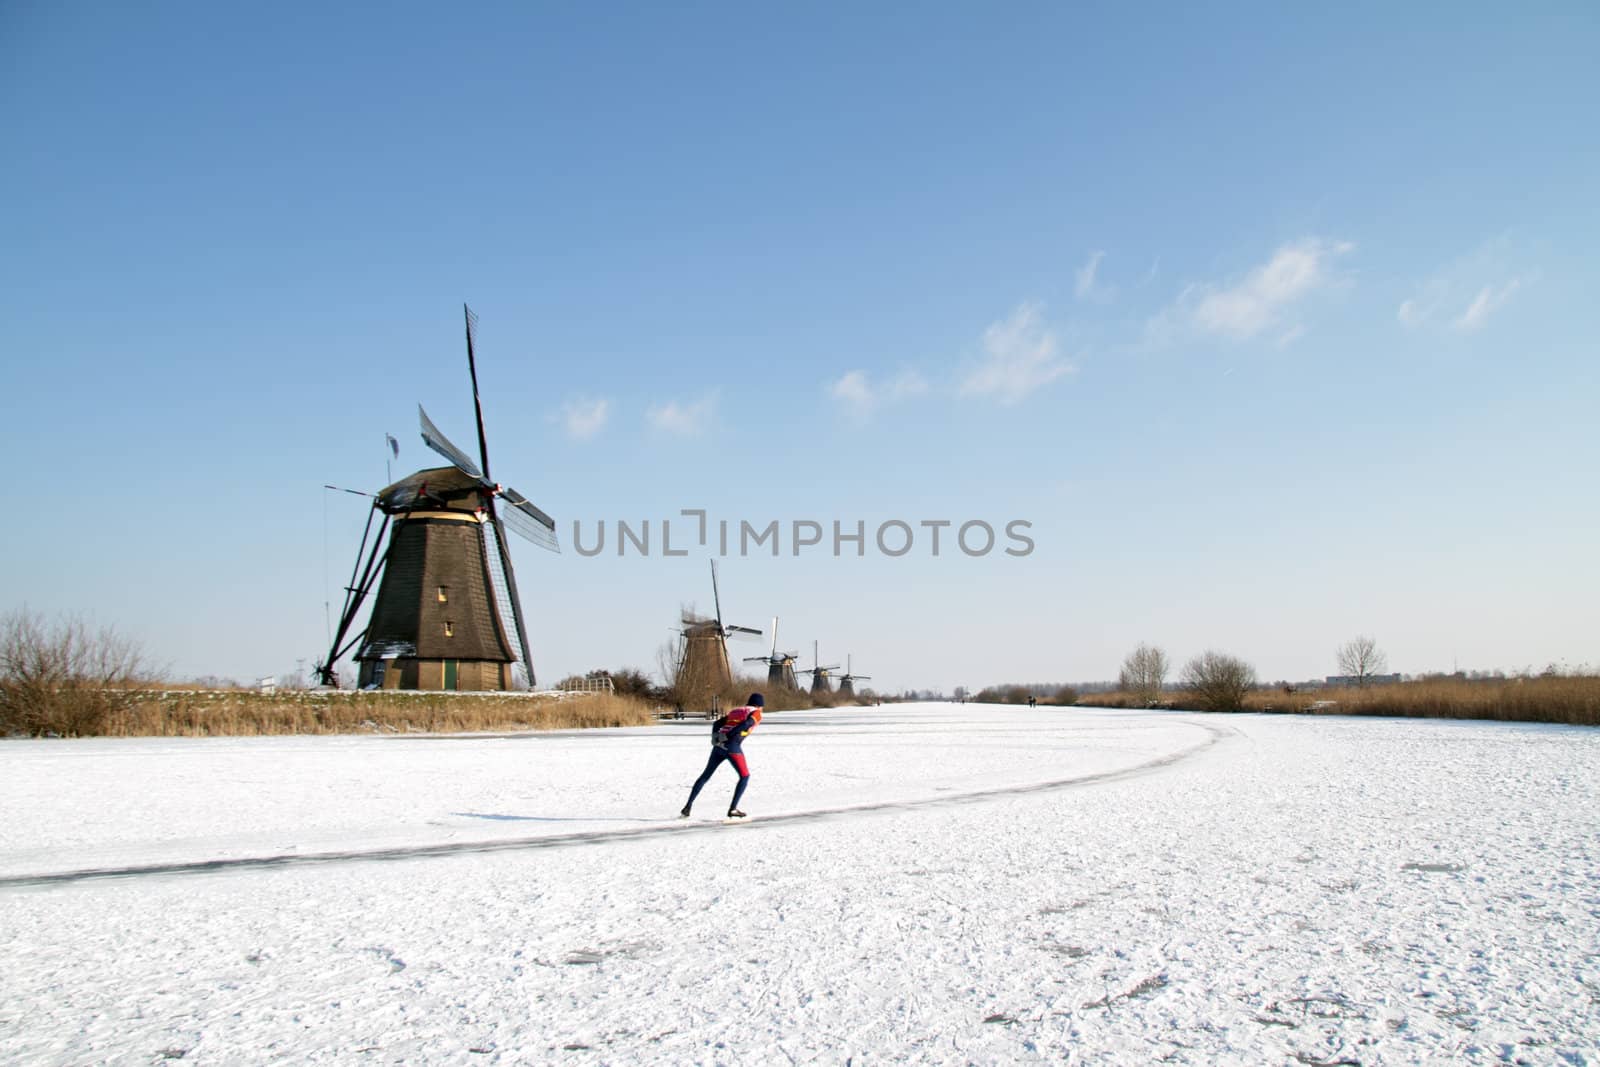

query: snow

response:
[2,704,1597,1064]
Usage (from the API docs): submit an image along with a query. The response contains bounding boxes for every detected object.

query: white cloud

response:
[1452,279,1522,332]
[959,302,1074,405]
[827,368,930,419]
[1187,238,1354,340]
[647,391,717,435]
[1074,250,1115,302]
[560,396,609,440]
[1398,237,1534,333]
[889,369,929,398]
[829,370,875,416]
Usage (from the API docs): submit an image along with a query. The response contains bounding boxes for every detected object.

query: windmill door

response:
[444,660,459,690]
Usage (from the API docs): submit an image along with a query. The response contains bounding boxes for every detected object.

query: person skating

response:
[680,693,764,819]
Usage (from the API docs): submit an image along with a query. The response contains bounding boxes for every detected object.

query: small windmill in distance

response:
[799,640,841,696]
[744,616,800,690]
[675,561,762,710]
[836,655,872,699]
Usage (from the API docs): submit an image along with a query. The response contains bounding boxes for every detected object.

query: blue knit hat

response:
[747,692,765,707]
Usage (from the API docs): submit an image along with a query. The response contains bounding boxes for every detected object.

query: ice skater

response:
[680,692,764,819]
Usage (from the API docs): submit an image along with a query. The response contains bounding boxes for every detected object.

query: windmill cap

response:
[747,692,765,707]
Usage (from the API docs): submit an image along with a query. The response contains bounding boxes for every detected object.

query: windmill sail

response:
[485,515,535,688]
[498,486,559,552]
[419,405,485,482]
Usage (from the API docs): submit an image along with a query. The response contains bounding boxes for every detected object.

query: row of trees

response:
[971,683,1079,706]
[1114,636,1391,713]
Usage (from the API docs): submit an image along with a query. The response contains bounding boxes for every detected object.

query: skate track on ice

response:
[0,717,1229,889]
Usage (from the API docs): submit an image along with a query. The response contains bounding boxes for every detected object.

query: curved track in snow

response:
[0,718,1230,890]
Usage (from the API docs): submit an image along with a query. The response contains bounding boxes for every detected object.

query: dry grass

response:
[1081,675,1600,726]
[8,689,659,738]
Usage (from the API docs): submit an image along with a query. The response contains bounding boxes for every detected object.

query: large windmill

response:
[744,616,800,690]
[315,306,558,691]
[836,655,872,699]
[675,561,761,708]
[798,640,841,696]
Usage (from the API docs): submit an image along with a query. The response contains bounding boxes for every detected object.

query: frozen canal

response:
[2,704,1597,1064]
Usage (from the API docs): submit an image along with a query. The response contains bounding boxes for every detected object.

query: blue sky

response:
[2,2,1596,690]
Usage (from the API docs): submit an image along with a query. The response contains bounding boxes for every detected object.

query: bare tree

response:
[1119,643,1170,705]
[1181,650,1256,712]
[655,637,683,693]
[1336,635,1388,688]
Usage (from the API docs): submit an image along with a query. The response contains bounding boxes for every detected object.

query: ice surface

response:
[1,704,1596,1064]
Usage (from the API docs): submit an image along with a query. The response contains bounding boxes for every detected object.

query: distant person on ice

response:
[680,693,763,819]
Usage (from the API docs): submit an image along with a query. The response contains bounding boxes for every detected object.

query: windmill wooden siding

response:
[356,468,518,692]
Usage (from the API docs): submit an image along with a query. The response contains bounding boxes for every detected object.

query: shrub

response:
[1182,651,1256,713]
[0,608,157,736]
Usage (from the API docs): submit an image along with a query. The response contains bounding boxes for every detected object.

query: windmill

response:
[798,640,841,696]
[675,561,762,708]
[314,305,559,691]
[836,655,872,699]
[743,616,800,690]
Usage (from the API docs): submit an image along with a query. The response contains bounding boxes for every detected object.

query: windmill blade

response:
[710,560,723,630]
[463,304,494,482]
[742,655,771,663]
[724,624,763,637]
[496,485,559,552]
[418,405,485,482]
[852,674,872,681]
[769,616,779,659]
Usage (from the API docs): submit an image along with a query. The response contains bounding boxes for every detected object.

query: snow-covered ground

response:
[1,704,1596,1064]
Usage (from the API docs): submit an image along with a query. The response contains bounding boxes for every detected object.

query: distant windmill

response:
[798,640,841,696]
[744,617,800,690]
[676,561,762,708]
[836,655,872,699]
[315,305,559,691]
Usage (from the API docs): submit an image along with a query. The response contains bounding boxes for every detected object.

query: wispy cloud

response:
[647,391,718,435]
[1452,280,1521,331]
[560,396,610,440]
[959,302,1074,405]
[1074,250,1116,303]
[1181,238,1354,341]
[828,368,930,419]
[1398,238,1533,333]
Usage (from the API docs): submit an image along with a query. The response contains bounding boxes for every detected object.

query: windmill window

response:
[437,586,449,603]
[444,620,454,638]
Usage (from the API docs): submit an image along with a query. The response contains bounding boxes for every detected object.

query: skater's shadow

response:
[451,811,654,825]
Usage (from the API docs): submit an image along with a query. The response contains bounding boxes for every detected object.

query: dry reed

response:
[1082,675,1600,726]
[8,689,659,738]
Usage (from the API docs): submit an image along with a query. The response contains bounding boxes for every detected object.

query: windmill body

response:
[354,467,519,690]
[836,654,872,698]
[317,306,558,692]
[676,562,761,710]
[744,616,800,690]
[799,640,840,696]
